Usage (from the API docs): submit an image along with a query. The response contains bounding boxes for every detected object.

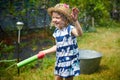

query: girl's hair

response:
[50,11,69,27]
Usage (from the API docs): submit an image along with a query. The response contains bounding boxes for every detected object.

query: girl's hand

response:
[37,51,46,59]
[71,7,79,22]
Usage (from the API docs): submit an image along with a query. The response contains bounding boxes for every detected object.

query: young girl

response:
[38,3,83,80]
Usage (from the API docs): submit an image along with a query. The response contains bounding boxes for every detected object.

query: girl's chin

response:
[55,24,60,27]
[54,24,63,29]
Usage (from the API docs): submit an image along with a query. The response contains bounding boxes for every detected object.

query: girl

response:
[38,3,83,80]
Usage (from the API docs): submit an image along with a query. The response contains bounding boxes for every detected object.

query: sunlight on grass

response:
[13,27,120,80]
[14,27,120,80]
[1,26,119,80]
[76,27,120,80]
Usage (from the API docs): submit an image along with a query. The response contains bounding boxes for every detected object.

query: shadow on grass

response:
[0,70,13,80]
[95,64,109,73]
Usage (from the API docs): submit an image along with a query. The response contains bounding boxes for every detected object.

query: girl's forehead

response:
[52,12,61,17]
[52,11,68,21]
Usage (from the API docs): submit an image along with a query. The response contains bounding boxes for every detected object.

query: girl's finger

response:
[73,8,79,13]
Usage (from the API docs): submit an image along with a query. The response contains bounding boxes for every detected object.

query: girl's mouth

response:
[54,23,59,25]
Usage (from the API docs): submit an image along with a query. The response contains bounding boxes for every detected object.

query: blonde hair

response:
[50,11,69,27]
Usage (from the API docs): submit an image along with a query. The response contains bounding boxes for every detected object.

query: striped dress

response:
[53,25,80,78]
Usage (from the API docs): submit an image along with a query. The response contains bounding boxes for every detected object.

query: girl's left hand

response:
[71,7,79,22]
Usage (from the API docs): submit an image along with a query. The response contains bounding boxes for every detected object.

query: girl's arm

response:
[72,20,83,36]
[38,45,56,55]
[71,8,83,37]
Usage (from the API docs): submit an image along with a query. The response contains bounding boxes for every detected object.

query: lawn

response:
[0,25,120,80]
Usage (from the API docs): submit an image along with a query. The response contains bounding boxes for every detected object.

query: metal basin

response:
[79,49,102,74]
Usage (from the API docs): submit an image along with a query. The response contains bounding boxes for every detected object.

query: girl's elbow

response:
[77,31,83,37]
[78,33,82,37]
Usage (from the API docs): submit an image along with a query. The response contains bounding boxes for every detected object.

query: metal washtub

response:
[79,49,102,74]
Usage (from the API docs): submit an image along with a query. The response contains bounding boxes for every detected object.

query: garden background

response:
[0,0,120,80]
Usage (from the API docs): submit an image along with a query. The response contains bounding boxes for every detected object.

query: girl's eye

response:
[56,17,60,19]
[52,17,60,19]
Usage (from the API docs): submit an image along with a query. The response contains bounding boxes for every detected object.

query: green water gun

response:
[17,52,45,68]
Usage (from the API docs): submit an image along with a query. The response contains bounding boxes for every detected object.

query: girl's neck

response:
[57,24,69,30]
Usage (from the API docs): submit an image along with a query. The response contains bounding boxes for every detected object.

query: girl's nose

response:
[52,18,57,23]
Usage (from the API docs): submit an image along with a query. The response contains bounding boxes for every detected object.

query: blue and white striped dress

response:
[53,25,80,78]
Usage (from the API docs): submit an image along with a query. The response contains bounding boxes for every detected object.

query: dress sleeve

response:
[53,33,56,38]
[53,28,57,38]
[67,25,75,36]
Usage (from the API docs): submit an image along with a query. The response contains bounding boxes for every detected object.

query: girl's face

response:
[52,12,66,29]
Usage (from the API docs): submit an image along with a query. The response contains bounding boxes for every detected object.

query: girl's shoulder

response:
[67,25,75,34]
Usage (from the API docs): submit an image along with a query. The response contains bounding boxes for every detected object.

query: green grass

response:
[1,25,120,80]
[76,26,120,80]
